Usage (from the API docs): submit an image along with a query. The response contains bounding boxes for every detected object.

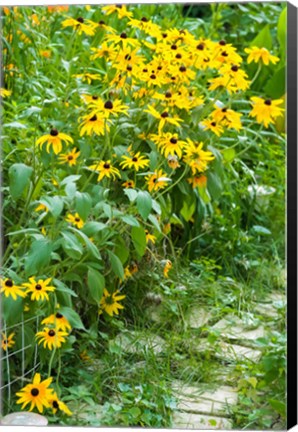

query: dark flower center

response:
[90,114,97,121]
[179,66,186,72]
[56,312,63,319]
[92,95,98,100]
[5,279,13,287]
[116,4,122,8]
[221,51,228,57]
[104,100,113,109]
[75,217,81,222]
[171,44,177,50]
[31,388,39,397]
[219,39,226,46]
[141,17,148,22]
[3,340,8,344]
[231,65,238,72]
[142,68,148,73]
[171,76,176,81]
[196,43,204,50]
[98,20,105,25]
[67,155,74,161]
[157,66,162,71]
[126,65,132,71]
[176,53,182,59]
[150,74,156,79]
[35,284,42,291]
[152,178,157,183]
[53,401,59,409]
[132,157,138,162]
[264,99,272,106]
[170,138,178,144]
[77,17,84,23]
[50,129,59,136]
[48,330,56,337]
[162,33,167,38]
[161,112,169,118]
[165,92,172,98]
[124,54,131,60]
[211,122,216,127]
[120,32,127,39]
[203,57,210,63]
[104,163,111,169]
[222,107,227,113]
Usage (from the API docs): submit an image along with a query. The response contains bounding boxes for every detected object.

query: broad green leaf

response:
[4,121,27,129]
[60,175,81,186]
[59,306,85,330]
[124,188,138,202]
[264,67,286,99]
[269,399,286,418]
[137,191,152,220]
[222,148,236,163]
[87,268,105,302]
[75,191,92,221]
[2,295,24,324]
[25,238,52,275]
[39,196,64,218]
[180,198,196,221]
[247,377,258,389]
[61,231,83,260]
[207,172,222,200]
[9,163,33,200]
[108,251,124,279]
[114,237,130,264]
[82,221,106,236]
[148,214,161,232]
[252,225,271,236]
[53,279,78,297]
[250,25,272,50]
[277,7,287,55]
[69,227,101,260]
[131,226,147,257]
[120,215,140,227]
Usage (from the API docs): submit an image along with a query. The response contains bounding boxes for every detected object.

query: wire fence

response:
[1,313,43,410]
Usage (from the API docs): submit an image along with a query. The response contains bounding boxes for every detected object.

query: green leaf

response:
[124,188,138,202]
[25,239,52,276]
[53,279,78,297]
[39,196,64,218]
[264,67,285,99]
[4,121,27,129]
[222,148,236,163]
[137,191,152,220]
[120,215,140,227]
[87,268,105,303]
[2,296,24,325]
[180,197,196,222]
[82,221,106,236]
[207,172,222,200]
[131,226,147,257]
[148,214,161,232]
[9,163,33,200]
[252,225,271,236]
[108,251,124,279]
[59,306,85,330]
[75,192,92,221]
[250,25,272,50]
[128,407,141,417]
[269,399,286,418]
[69,227,101,260]
[61,231,83,260]
[277,7,287,55]
[247,377,258,389]
[114,237,130,264]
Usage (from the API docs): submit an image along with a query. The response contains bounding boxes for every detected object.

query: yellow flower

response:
[0,278,26,300]
[167,155,181,170]
[36,327,69,350]
[120,152,150,171]
[145,230,156,244]
[249,97,284,128]
[80,350,92,362]
[184,139,215,174]
[122,180,135,188]
[58,148,80,166]
[163,223,171,235]
[74,73,102,84]
[145,106,183,133]
[123,263,138,280]
[16,373,54,413]
[79,113,109,136]
[90,42,118,61]
[35,203,48,212]
[41,312,71,332]
[36,129,73,155]
[89,98,129,119]
[39,50,51,58]
[88,160,121,182]
[99,288,125,317]
[245,47,279,65]
[104,31,140,49]
[1,332,15,351]
[163,260,172,278]
[211,106,242,131]
[65,213,84,229]
[0,88,11,98]
[22,277,55,302]
[62,17,96,36]
[48,392,72,416]
[209,64,250,93]
[188,175,207,189]
[102,4,133,19]
[150,132,186,158]
[48,6,69,12]
[146,169,170,193]
[201,119,224,137]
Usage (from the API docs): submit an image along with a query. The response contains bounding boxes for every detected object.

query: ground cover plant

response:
[1,2,286,429]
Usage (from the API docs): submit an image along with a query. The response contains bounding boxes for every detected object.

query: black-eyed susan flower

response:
[245,46,279,65]
[120,151,150,171]
[201,119,224,137]
[62,17,96,36]
[48,392,72,416]
[73,73,102,84]
[145,105,183,133]
[48,5,69,12]
[145,230,156,244]
[163,260,172,278]
[36,129,73,155]
[211,105,242,131]
[22,277,55,302]
[146,169,170,193]
[150,132,186,158]
[58,148,80,166]
[90,43,117,61]
[122,180,135,188]
[209,64,250,93]
[35,203,48,212]
[0,88,12,97]
[88,160,121,182]
[184,139,215,174]
[99,288,125,317]
[36,327,69,350]
[1,332,15,351]
[89,98,129,119]
[102,4,133,19]
[104,31,140,49]
[16,373,54,413]
[167,155,181,170]
[123,262,138,280]
[41,312,71,332]
[79,113,109,137]
[65,213,84,229]
[0,278,26,300]
[249,97,284,128]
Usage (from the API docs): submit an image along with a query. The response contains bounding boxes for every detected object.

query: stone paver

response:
[196,339,262,362]
[187,308,211,329]
[172,412,233,429]
[211,314,265,341]
[113,331,166,354]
